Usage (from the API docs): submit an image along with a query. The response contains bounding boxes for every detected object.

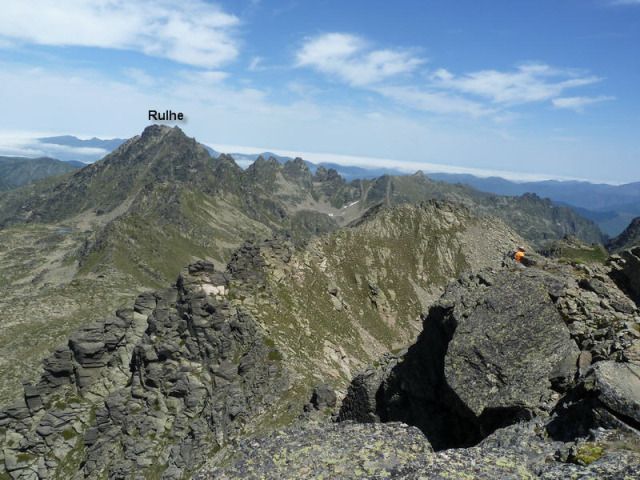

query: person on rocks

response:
[514,247,526,263]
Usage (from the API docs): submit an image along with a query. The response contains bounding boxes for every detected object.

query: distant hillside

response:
[428,172,640,237]
[0,156,79,191]
[23,134,639,238]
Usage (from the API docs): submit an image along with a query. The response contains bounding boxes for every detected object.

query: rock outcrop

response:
[0,257,288,479]
[339,262,640,450]
[195,422,434,480]
[197,259,640,479]
[610,246,640,302]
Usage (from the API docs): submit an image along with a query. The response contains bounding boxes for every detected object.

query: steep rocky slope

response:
[0,259,288,479]
[241,202,525,390]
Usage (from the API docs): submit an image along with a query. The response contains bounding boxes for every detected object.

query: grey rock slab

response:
[444,271,580,417]
[590,360,640,425]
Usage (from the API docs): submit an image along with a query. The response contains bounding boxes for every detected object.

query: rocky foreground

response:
[199,255,640,479]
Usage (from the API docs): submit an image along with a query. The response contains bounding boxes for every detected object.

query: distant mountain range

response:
[428,173,640,236]
[5,134,639,236]
[0,156,79,191]
[38,135,127,152]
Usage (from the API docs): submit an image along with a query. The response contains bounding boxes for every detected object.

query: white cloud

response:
[0,131,107,159]
[0,0,239,68]
[295,34,610,118]
[431,63,601,105]
[248,56,264,71]
[373,86,493,117]
[552,95,615,112]
[296,33,424,86]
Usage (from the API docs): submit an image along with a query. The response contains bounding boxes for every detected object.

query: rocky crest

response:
[0,254,288,479]
[338,261,640,441]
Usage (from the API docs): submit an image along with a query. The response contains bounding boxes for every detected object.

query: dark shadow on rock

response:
[368,305,485,450]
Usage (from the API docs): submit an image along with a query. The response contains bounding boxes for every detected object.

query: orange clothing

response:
[514,251,525,263]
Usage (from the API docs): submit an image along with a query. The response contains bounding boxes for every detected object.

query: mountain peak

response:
[140,124,180,139]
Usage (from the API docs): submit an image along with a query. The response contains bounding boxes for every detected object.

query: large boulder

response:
[340,269,582,448]
[443,270,580,420]
[588,361,640,425]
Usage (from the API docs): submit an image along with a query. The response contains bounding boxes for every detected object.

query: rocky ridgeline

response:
[202,257,640,478]
[0,244,290,479]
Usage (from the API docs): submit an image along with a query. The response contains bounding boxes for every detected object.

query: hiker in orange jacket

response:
[514,247,525,263]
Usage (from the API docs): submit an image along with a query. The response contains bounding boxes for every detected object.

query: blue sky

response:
[0,0,638,182]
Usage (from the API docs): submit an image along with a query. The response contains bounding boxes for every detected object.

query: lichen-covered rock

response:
[195,419,640,480]
[195,422,434,480]
[442,271,579,419]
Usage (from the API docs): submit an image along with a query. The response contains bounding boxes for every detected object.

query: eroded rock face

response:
[0,255,288,479]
